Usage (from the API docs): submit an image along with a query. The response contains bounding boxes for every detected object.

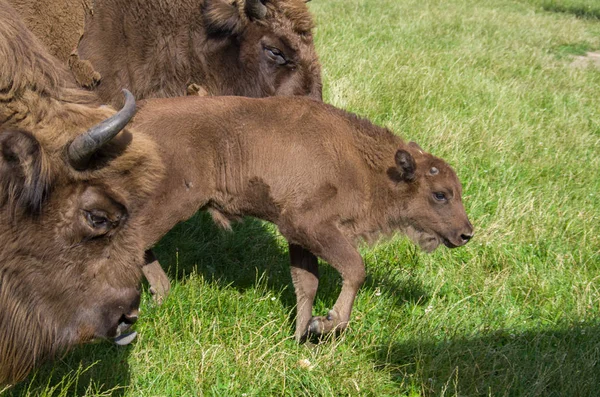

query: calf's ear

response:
[408,141,424,152]
[0,129,50,216]
[395,149,416,182]
[203,0,246,37]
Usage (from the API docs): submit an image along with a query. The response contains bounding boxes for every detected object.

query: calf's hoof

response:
[307,310,346,338]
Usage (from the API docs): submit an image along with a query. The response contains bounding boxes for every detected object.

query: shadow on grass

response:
[151,212,432,322]
[4,214,432,395]
[376,323,600,396]
[152,212,297,305]
[4,342,132,396]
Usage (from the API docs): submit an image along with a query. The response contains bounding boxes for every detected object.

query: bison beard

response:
[132,95,474,342]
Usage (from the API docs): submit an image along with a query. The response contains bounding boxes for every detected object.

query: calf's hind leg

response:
[142,250,171,304]
[289,243,319,342]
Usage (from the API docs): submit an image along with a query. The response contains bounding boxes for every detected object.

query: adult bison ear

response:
[203,0,247,37]
[395,149,416,182]
[0,129,50,216]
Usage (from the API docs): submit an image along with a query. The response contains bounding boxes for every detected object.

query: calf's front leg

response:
[289,243,319,342]
[289,224,366,338]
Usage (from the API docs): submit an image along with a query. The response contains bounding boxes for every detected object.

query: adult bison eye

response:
[433,192,447,202]
[85,210,110,230]
[264,46,287,65]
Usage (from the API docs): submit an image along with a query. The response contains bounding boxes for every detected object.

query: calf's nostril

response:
[460,233,473,243]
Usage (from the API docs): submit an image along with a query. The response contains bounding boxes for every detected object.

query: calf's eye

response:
[433,192,447,202]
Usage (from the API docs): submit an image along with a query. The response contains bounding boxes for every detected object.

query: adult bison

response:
[0,1,163,385]
[130,95,474,341]
[9,0,322,106]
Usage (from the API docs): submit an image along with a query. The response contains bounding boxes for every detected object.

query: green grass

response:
[4,0,600,395]
[537,0,600,20]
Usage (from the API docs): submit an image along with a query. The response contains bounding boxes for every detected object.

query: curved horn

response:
[245,0,267,20]
[68,89,136,169]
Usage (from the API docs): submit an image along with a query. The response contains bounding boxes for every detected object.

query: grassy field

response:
[4,0,600,395]
[538,0,600,20]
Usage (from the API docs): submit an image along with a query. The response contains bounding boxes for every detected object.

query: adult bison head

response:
[74,0,321,106]
[389,142,474,252]
[202,0,322,99]
[0,91,163,385]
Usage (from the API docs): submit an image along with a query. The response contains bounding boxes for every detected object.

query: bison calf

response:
[134,95,474,341]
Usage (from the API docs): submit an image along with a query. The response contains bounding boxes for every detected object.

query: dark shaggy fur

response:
[0,1,164,386]
[80,0,321,106]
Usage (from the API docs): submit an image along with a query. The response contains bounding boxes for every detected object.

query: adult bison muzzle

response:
[0,1,164,385]
[132,95,474,342]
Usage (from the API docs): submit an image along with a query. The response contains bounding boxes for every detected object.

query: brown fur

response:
[3,0,470,359]
[6,0,89,63]
[6,0,100,87]
[11,0,322,107]
[132,95,474,341]
[0,1,164,385]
